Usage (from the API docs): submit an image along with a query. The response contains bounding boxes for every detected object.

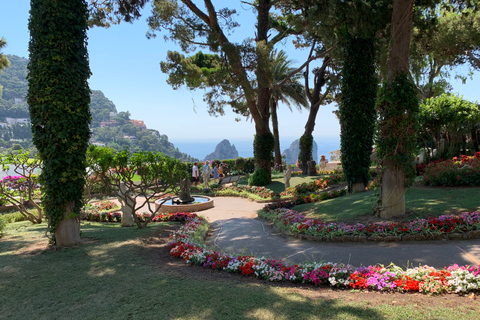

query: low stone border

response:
[285,229,480,242]
[155,195,214,213]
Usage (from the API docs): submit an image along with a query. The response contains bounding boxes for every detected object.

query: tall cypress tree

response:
[27,0,91,246]
[339,34,377,193]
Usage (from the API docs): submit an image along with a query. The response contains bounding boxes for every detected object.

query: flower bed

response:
[192,184,277,199]
[422,152,480,186]
[81,200,198,224]
[81,200,122,222]
[259,206,480,241]
[168,213,480,294]
[281,174,345,197]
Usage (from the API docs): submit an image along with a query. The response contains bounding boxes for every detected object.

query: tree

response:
[410,4,480,99]
[298,48,338,175]
[0,37,10,97]
[27,0,91,246]
[340,34,377,193]
[92,147,188,229]
[418,94,480,158]
[0,151,42,224]
[269,50,308,171]
[376,0,418,218]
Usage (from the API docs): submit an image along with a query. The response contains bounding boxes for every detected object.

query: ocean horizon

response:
[171,136,341,162]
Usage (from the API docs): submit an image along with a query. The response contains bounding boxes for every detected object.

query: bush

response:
[423,153,480,186]
[0,216,6,237]
[235,157,246,173]
[248,167,270,186]
[1,211,28,223]
[244,158,256,174]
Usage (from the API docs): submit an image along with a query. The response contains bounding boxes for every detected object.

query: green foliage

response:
[298,134,313,174]
[235,157,246,172]
[339,35,377,192]
[423,155,480,186]
[1,211,28,223]
[410,6,480,99]
[253,133,274,167]
[0,215,5,237]
[376,74,419,185]
[0,150,43,224]
[418,94,480,159]
[27,0,91,239]
[91,146,188,229]
[248,167,271,186]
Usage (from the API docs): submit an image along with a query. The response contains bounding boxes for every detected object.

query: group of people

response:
[191,161,225,188]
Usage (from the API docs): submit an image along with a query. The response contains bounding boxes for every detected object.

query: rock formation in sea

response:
[204,139,239,161]
[282,139,318,165]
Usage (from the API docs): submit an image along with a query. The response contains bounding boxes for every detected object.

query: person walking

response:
[218,163,225,184]
[191,162,199,186]
[213,163,219,183]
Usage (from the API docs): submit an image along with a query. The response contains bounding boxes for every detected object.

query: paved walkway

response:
[198,197,480,268]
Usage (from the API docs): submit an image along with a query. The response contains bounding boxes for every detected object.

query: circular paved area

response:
[199,197,480,268]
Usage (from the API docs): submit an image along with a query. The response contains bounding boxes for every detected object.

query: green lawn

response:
[237,173,329,194]
[1,221,478,319]
[295,187,480,222]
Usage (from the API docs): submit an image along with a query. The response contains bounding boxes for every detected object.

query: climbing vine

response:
[298,134,313,174]
[376,74,419,186]
[339,34,377,192]
[253,133,274,183]
[27,0,91,240]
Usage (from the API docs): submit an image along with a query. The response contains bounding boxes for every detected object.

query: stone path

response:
[198,197,480,268]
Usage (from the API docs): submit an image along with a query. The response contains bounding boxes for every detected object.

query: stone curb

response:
[280,228,480,243]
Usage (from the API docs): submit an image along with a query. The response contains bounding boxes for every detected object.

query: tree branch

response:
[271,44,337,94]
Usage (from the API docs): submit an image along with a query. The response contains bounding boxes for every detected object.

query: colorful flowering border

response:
[168,213,480,294]
[259,207,480,241]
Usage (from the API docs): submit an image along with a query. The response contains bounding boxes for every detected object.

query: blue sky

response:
[1,0,478,150]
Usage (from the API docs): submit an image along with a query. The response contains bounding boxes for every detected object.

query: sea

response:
[171,136,341,162]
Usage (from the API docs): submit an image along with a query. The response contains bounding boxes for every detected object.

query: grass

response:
[1,221,479,319]
[295,187,480,222]
[236,173,328,194]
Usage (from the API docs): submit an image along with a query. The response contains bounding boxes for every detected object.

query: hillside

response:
[0,55,197,161]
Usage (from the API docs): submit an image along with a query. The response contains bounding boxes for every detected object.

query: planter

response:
[402,234,416,241]
[428,233,445,240]
[447,233,466,240]
[466,230,480,239]
[352,235,367,242]
[415,234,428,241]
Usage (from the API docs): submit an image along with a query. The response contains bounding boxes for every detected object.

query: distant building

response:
[130,119,146,129]
[5,118,30,126]
[123,135,136,143]
[91,142,106,147]
[100,120,118,127]
[0,122,7,128]
[109,111,117,119]
[14,98,23,104]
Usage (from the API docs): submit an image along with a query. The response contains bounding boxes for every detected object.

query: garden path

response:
[200,197,480,269]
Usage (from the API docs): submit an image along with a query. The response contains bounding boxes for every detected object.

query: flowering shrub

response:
[81,201,122,222]
[259,208,480,239]
[168,212,480,294]
[422,152,480,186]
[194,184,277,199]
[281,175,345,197]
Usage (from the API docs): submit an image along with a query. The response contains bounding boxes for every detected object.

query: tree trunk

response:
[380,159,406,218]
[55,215,81,246]
[271,101,282,171]
[380,0,414,218]
[351,183,365,194]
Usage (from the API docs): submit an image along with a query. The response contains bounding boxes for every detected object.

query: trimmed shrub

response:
[248,167,270,186]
